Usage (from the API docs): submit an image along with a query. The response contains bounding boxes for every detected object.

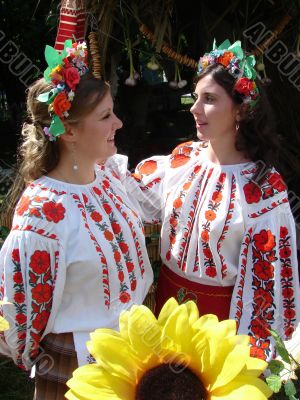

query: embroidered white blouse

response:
[0,162,153,369]
[108,141,300,361]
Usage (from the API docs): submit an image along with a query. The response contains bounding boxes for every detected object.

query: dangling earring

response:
[235,122,240,132]
[72,142,79,171]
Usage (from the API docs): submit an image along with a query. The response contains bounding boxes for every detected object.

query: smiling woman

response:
[0,39,153,400]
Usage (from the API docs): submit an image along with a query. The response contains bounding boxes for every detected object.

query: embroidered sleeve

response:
[105,153,168,223]
[230,200,300,361]
[0,230,64,370]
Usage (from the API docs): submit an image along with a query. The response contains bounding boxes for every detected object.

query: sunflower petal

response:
[209,343,250,390]
[192,314,219,331]
[157,297,179,327]
[162,302,197,356]
[119,310,130,342]
[242,357,269,378]
[66,364,135,400]
[0,316,9,331]
[211,375,273,399]
[88,332,141,383]
[127,305,161,361]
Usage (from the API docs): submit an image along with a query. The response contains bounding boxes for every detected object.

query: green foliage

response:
[267,329,300,399]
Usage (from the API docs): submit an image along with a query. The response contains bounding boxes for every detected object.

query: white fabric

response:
[108,141,300,360]
[0,160,153,369]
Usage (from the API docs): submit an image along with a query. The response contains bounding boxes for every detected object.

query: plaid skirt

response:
[34,332,78,400]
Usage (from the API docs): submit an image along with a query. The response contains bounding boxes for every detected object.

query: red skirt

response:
[155,265,234,321]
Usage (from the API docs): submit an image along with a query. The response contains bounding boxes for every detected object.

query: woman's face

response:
[190,74,238,143]
[72,91,123,162]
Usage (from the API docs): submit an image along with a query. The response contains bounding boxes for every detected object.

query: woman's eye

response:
[102,114,111,120]
[192,92,198,101]
[205,95,214,103]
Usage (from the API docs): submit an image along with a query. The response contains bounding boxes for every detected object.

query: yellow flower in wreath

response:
[66,298,272,400]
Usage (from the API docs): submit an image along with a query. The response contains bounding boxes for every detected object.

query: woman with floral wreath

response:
[0,40,153,399]
[109,39,300,361]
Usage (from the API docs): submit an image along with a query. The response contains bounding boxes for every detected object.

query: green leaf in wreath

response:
[45,45,61,68]
[268,359,285,375]
[284,379,297,397]
[266,374,282,393]
[269,328,291,364]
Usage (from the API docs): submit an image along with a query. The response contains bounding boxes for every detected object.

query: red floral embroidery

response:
[201,172,226,278]
[243,182,261,204]
[32,283,53,304]
[170,154,191,168]
[13,272,23,284]
[249,229,277,360]
[16,196,31,216]
[253,261,274,281]
[268,173,286,192]
[32,310,50,331]
[14,292,25,304]
[170,142,194,169]
[72,193,111,308]
[280,226,297,339]
[29,249,53,362]
[217,175,237,279]
[235,228,252,328]
[164,163,204,270]
[42,202,66,223]
[253,230,276,253]
[250,337,270,361]
[29,250,51,274]
[15,190,66,225]
[10,247,27,368]
[138,160,158,175]
[90,211,103,222]
[100,175,146,283]
[119,292,131,303]
[12,249,20,263]
[244,169,287,205]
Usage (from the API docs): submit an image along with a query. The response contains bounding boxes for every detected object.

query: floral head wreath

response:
[198,39,260,107]
[37,39,89,141]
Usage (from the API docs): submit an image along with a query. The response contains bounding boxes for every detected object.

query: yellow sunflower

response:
[66,298,272,400]
[0,301,10,332]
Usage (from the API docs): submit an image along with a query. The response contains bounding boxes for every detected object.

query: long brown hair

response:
[0,73,109,229]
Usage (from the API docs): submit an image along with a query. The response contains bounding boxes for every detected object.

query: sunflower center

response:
[135,363,207,400]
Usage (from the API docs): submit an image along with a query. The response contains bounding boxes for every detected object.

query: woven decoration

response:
[252,14,292,56]
[88,31,102,79]
[139,24,198,69]
[54,0,86,51]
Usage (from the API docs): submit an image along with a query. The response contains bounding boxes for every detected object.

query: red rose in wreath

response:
[234,77,254,97]
[243,182,261,204]
[53,91,71,118]
[63,66,80,91]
